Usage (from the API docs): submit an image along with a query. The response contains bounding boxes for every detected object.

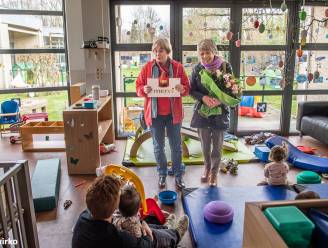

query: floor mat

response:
[123,137,255,167]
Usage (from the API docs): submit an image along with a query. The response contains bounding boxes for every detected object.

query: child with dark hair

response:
[258,143,289,186]
[72,176,188,248]
[113,184,189,248]
[295,190,321,200]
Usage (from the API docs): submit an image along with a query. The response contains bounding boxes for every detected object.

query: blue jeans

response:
[150,115,184,179]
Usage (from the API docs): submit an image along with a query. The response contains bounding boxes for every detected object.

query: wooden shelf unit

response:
[63,96,114,175]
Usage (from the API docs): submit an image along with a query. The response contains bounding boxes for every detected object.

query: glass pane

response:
[242,8,287,45]
[183,8,230,45]
[290,94,328,132]
[294,50,328,90]
[0,0,62,11]
[0,90,68,120]
[238,95,281,131]
[182,50,229,77]
[0,53,67,90]
[114,51,150,92]
[116,97,144,136]
[115,5,170,44]
[240,51,285,90]
[299,6,328,44]
[0,15,64,48]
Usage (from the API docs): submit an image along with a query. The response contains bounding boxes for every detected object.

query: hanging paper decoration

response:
[159,25,164,30]
[226,31,233,41]
[279,79,286,89]
[146,23,151,28]
[296,74,307,83]
[314,71,320,79]
[268,34,273,39]
[235,39,241,47]
[246,76,257,86]
[189,31,193,37]
[254,20,260,29]
[301,30,307,40]
[276,26,280,32]
[301,38,306,46]
[281,1,287,12]
[297,48,303,58]
[203,22,207,28]
[325,8,328,18]
[259,23,265,33]
[188,20,192,25]
[307,73,314,82]
[299,9,307,21]
[279,60,284,68]
[250,17,254,23]
[133,19,138,25]
[126,31,131,35]
[315,56,326,62]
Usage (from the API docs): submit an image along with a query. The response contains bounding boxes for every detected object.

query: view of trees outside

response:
[0,0,67,120]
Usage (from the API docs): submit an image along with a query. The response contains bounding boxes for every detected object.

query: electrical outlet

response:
[96,68,103,80]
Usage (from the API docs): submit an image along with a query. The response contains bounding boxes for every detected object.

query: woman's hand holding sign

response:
[175,84,185,94]
[144,85,152,94]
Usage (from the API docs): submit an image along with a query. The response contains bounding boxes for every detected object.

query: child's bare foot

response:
[165,214,176,229]
[175,215,189,240]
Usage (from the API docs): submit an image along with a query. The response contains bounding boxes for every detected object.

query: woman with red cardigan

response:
[136,38,190,189]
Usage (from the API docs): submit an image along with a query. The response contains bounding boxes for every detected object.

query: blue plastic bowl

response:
[159,190,177,205]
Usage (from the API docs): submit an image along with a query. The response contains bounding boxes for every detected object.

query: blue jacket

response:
[190,62,233,130]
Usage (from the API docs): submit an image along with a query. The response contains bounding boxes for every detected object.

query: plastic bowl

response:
[158,190,177,205]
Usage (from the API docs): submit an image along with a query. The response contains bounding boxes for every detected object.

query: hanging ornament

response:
[325,8,328,18]
[307,73,314,82]
[133,19,138,25]
[297,48,303,58]
[189,31,193,37]
[235,39,241,48]
[159,25,164,30]
[188,19,192,25]
[301,30,307,40]
[314,71,320,79]
[203,22,207,28]
[250,17,254,23]
[299,9,307,21]
[281,1,287,12]
[226,31,234,41]
[126,31,131,35]
[279,60,284,68]
[276,26,281,32]
[254,20,260,29]
[259,23,265,33]
[279,79,286,89]
[301,38,306,46]
[146,23,151,28]
[268,34,273,39]
[246,76,257,86]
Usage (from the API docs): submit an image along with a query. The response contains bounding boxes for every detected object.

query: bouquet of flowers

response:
[214,70,242,99]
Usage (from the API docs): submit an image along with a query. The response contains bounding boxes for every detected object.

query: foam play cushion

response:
[264,206,315,248]
[203,201,234,224]
[296,171,321,184]
[32,158,61,212]
[308,208,328,248]
[254,145,270,162]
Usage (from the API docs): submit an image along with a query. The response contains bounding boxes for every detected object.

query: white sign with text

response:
[147,78,181,97]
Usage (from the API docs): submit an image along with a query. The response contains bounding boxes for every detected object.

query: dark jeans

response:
[150,115,183,179]
[149,224,179,248]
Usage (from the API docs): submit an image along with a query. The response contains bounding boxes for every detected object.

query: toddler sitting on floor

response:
[258,143,289,186]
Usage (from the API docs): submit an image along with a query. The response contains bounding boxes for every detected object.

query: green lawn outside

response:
[0,91,68,121]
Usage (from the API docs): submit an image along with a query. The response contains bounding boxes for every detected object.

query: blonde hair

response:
[197,39,218,55]
[152,38,172,54]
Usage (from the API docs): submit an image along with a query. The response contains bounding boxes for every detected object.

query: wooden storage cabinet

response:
[63,96,114,174]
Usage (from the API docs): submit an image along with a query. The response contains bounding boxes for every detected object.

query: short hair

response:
[86,175,121,220]
[269,145,288,162]
[197,39,218,55]
[152,38,172,54]
[119,184,141,217]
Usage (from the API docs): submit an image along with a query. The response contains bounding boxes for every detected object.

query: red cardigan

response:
[136,59,190,126]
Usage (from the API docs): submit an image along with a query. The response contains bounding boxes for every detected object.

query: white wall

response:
[65,0,112,94]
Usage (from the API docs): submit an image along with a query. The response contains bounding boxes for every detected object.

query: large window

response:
[0,0,68,120]
[111,1,328,137]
